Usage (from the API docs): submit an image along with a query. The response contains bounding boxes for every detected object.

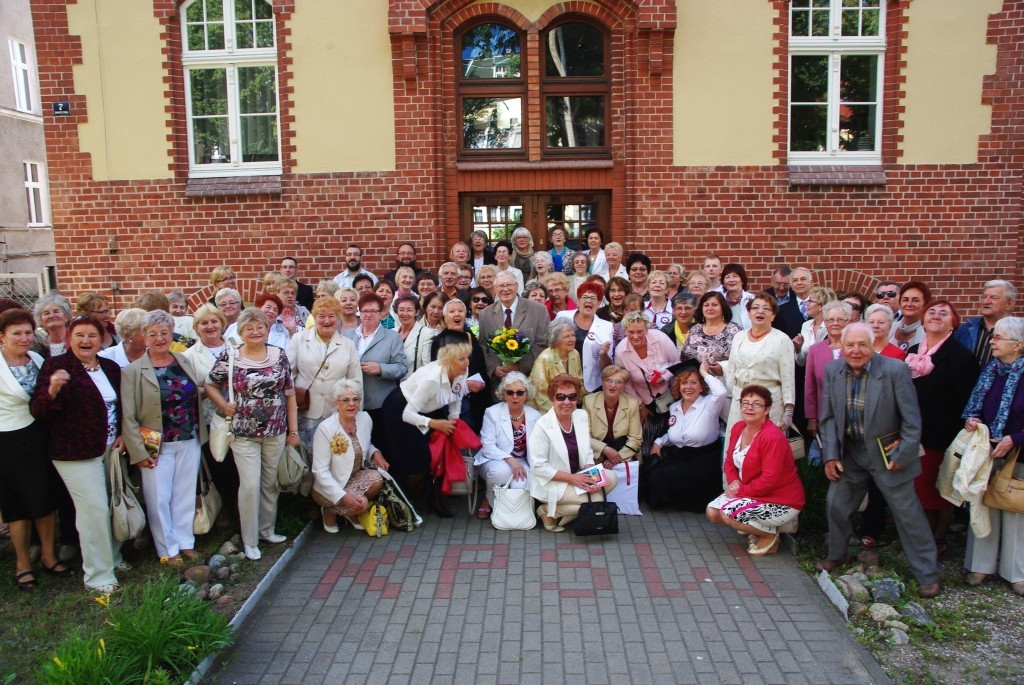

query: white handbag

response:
[209,351,235,462]
[193,458,222,535]
[490,477,536,531]
[605,460,642,516]
[109,449,146,542]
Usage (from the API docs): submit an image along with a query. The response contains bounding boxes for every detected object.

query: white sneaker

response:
[92,584,120,595]
[244,545,262,561]
[260,533,286,544]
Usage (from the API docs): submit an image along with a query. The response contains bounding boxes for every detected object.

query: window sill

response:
[186,176,282,198]
[788,165,886,187]
[457,159,613,171]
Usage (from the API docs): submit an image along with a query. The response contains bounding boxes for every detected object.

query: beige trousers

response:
[231,434,285,547]
[549,470,618,525]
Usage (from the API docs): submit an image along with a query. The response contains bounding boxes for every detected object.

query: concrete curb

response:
[186,522,312,685]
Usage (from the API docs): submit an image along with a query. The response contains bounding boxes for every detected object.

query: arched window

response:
[542,21,609,156]
[182,0,281,176]
[458,22,524,156]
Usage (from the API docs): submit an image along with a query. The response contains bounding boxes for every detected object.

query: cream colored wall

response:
[497,0,574,22]
[289,0,395,173]
[901,0,999,164]
[673,0,775,166]
[66,0,172,181]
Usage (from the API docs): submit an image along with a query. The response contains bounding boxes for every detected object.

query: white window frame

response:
[181,0,282,178]
[23,162,49,227]
[9,39,35,114]
[788,0,886,165]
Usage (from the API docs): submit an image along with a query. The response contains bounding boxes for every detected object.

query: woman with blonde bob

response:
[99,308,149,368]
[311,379,388,533]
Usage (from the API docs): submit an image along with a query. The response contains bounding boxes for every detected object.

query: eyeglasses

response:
[806,299,819,306]
[145,330,172,339]
[740,400,766,409]
[218,300,240,307]
[215,277,235,283]
[875,290,898,299]
[471,296,492,304]
[629,266,648,273]
[338,397,361,404]
[824,317,850,325]
[554,392,579,402]
[579,295,599,302]
[504,389,526,397]
[360,310,381,316]
[847,303,863,312]
[992,335,1021,343]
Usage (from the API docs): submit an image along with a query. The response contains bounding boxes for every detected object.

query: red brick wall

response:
[31,0,1024,315]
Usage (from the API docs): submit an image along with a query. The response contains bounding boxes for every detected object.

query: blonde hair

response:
[210,266,236,287]
[192,303,226,332]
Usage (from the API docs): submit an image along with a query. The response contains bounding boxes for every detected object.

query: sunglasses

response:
[554,393,579,402]
[471,296,492,303]
[504,389,526,397]
[875,290,898,299]
[847,303,863,312]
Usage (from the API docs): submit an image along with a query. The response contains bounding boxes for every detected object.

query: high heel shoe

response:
[322,506,339,534]
[346,516,364,531]
[747,534,780,556]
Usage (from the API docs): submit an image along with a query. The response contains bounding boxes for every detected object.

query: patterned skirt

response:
[707,495,799,534]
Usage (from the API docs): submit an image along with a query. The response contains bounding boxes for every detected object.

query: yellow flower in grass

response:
[53,657,65,670]
[96,594,109,607]
[330,434,350,455]
[506,340,519,351]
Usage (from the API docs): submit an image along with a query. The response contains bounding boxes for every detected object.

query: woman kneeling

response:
[707,385,804,556]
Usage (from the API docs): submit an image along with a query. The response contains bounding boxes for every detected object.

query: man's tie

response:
[799,299,808,318]
[504,308,513,328]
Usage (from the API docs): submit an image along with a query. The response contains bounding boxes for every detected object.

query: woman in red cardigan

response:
[706,384,805,556]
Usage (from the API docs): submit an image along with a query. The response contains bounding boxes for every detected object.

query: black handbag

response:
[574,488,619,536]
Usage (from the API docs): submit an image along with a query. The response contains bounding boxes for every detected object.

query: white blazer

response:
[0,350,43,431]
[287,328,362,419]
[476,402,542,465]
[528,408,596,517]
[556,310,614,392]
[311,411,375,504]
[403,323,438,378]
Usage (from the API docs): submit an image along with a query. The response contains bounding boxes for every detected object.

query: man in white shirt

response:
[702,255,724,293]
[478,272,550,379]
[333,245,378,288]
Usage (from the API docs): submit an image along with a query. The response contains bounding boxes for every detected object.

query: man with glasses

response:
[278,257,314,310]
[333,245,378,289]
[479,272,550,379]
[769,266,792,305]
[815,322,942,598]
[382,242,426,290]
[873,280,901,317]
[774,267,813,338]
[955,279,1017,367]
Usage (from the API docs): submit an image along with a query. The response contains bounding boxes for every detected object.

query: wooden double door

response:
[460,192,610,251]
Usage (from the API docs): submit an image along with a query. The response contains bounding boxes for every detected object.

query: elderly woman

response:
[962,316,1024,594]
[583,365,642,470]
[597,276,630,325]
[528,374,618,532]
[344,293,408,442]
[379,342,471,517]
[530,318,584,412]
[665,264,685,301]
[476,264,498,299]
[865,303,907,360]
[890,281,931,351]
[335,287,361,335]
[686,271,710,298]
[707,385,805,555]
[533,251,555,282]
[525,281,548,306]
[626,253,651,300]
[311,380,388,532]
[643,270,673,330]
[393,267,417,303]
[805,301,853,438]
[31,316,125,593]
[557,280,614,394]
[722,263,756,329]
[121,311,206,566]
[582,227,607,276]
[795,286,835,365]
[545,225,575,274]
[681,292,742,372]
[98,308,149,368]
[907,300,979,556]
[287,296,362,456]
[469,230,496,274]
[405,291,444,376]
[544,272,575,319]
[648,360,728,511]
[475,372,543,519]
[32,293,72,358]
[206,307,300,561]
[662,292,696,354]
[494,241,525,294]
[724,294,796,439]
[374,280,397,330]
[215,287,243,334]
[510,226,537,282]
[0,309,68,590]
[255,292,290,349]
[615,311,679,459]
[209,266,238,302]
[567,253,591,302]
[75,293,119,349]
[394,294,420,344]
[430,300,488,426]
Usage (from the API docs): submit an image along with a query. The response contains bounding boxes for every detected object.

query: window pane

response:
[546,96,605,148]
[839,105,876,151]
[472,204,522,242]
[840,55,878,103]
[791,10,809,36]
[790,105,827,152]
[236,23,253,49]
[463,97,522,149]
[254,0,272,19]
[187,24,206,51]
[842,0,881,37]
[240,113,278,162]
[189,68,228,116]
[461,24,521,79]
[186,1,203,22]
[238,66,276,114]
[545,23,604,77]
[811,6,830,36]
[235,0,252,20]
[791,55,828,103]
[206,0,223,21]
[207,23,224,50]
[256,21,274,48]
[192,117,230,164]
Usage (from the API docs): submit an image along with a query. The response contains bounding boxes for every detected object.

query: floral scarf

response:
[962,356,1024,440]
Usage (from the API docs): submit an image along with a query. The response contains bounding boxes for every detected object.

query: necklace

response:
[510,412,524,422]
[748,327,770,341]
[741,424,763,448]
[81,360,100,372]
[559,421,574,434]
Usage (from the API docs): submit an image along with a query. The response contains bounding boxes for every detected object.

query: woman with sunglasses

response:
[475,372,542,520]
[528,374,618,532]
[467,287,492,336]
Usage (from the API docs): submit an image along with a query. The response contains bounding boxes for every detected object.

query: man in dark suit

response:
[773,266,811,338]
[279,256,313,310]
[479,271,549,379]
[816,322,941,597]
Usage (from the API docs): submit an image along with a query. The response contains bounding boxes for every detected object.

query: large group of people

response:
[1,232,1020,603]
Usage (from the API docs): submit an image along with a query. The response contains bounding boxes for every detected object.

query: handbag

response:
[574,488,619,536]
[787,426,805,460]
[294,342,334,412]
[209,351,235,462]
[357,504,389,537]
[109,449,146,542]
[983,447,1024,514]
[375,472,422,532]
[605,460,642,516]
[490,477,536,530]
[278,442,310,493]
[193,458,222,535]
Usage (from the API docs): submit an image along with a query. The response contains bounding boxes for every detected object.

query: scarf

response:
[962,356,1024,440]
[905,333,949,378]
[897,319,921,336]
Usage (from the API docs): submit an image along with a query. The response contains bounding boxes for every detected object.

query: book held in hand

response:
[876,431,900,469]
[139,427,162,460]
[573,464,608,495]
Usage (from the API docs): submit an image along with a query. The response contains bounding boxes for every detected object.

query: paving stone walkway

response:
[207,508,891,685]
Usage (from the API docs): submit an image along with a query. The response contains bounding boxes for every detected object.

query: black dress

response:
[430,328,490,431]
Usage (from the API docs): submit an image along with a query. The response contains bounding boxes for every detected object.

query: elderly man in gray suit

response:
[816,322,942,598]
[479,271,550,380]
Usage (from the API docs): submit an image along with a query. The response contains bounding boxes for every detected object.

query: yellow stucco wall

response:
[673,0,775,166]
[497,0,571,22]
[289,0,395,173]
[67,0,172,181]
[901,0,999,164]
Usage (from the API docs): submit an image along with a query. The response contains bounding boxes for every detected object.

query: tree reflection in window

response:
[461,24,520,79]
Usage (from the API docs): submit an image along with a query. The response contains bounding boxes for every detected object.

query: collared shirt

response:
[975,323,994,368]
[773,290,792,305]
[654,373,728,448]
[844,359,872,441]
[356,324,381,356]
[498,297,520,327]
[333,268,378,289]
[796,296,810,319]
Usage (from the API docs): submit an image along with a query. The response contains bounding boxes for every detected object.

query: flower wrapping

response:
[487,327,532,365]
[330,433,350,455]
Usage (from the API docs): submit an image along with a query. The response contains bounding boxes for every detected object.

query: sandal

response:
[160,555,183,567]
[15,570,36,591]
[965,572,989,586]
[475,504,492,520]
[40,561,75,578]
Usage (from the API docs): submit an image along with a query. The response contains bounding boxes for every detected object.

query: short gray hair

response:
[994,316,1024,343]
[495,371,535,400]
[143,310,175,334]
[113,308,149,339]
[236,307,268,334]
[984,279,1017,303]
[533,251,553,268]
[622,310,648,329]
[548,317,575,342]
[214,287,242,306]
[864,303,894,325]
[822,301,853,321]
[332,378,362,400]
[32,293,72,324]
[840,321,874,345]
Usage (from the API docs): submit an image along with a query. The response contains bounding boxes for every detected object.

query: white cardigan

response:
[527,408,596,517]
[476,402,542,466]
[0,350,43,431]
[555,310,614,392]
[311,412,375,504]
[286,328,362,419]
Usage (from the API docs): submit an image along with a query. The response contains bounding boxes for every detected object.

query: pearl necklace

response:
[510,412,525,422]
[559,421,574,434]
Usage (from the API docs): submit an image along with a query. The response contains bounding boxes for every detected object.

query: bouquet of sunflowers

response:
[488,327,532,366]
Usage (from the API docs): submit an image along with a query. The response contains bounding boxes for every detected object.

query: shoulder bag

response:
[574,487,619,536]
[109,449,147,542]
[209,351,235,462]
[787,426,805,461]
[983,447,1024,514]
[278,441,310,493]
[490,476,536,530]
[294,341,334,412]
[193,458,222,535]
